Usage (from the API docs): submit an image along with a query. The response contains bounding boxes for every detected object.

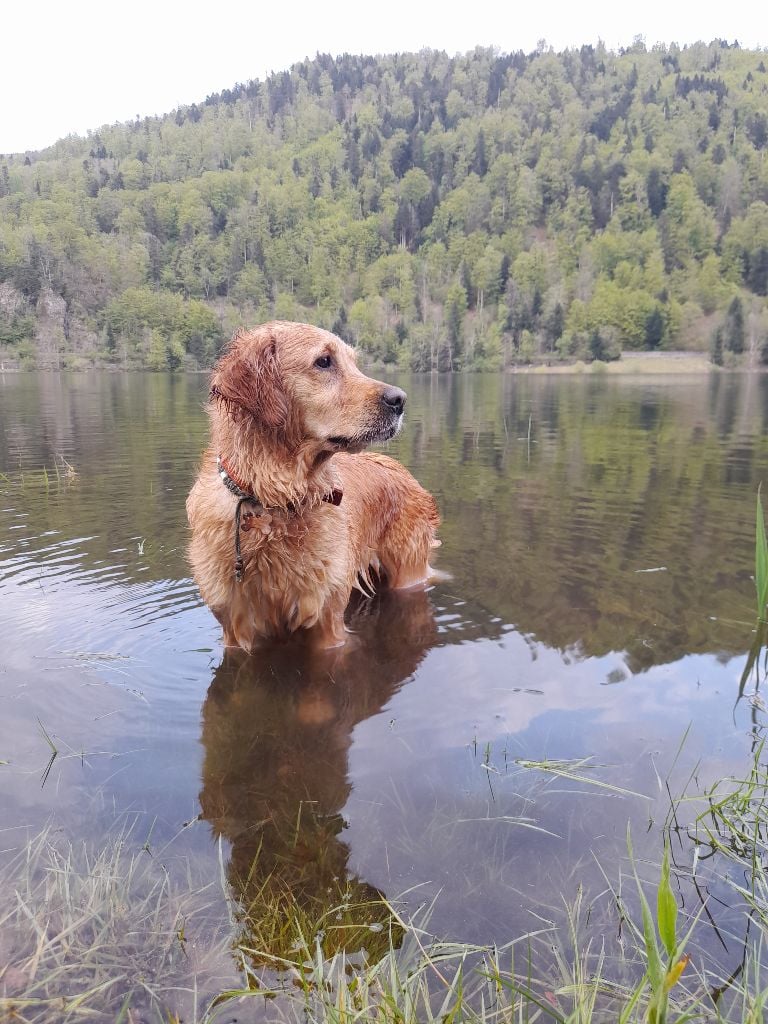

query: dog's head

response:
[210,321,405,453]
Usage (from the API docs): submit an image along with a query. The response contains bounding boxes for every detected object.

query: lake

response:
[1,369,767,1018]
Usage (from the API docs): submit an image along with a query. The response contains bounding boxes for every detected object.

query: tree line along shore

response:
[1,41,767,371]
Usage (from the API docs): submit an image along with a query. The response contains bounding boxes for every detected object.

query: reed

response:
[755,485,768,622]
[36,717,58,789]
[738,487,768,702]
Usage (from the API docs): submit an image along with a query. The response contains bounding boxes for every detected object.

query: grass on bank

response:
[214,746,768,1024]
[523,353,714,376]
[0,823,237,1023]
[4,792,768,1024]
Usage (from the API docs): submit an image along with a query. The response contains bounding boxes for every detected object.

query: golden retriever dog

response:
[186,321,439,651]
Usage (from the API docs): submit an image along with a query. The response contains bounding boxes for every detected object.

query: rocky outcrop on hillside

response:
[34,287,67,368]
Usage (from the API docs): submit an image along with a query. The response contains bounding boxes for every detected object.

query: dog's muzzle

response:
[380,386,406,417]
[327,386,406,451]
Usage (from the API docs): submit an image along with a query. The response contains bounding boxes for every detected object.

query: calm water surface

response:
[1,370,767,1004]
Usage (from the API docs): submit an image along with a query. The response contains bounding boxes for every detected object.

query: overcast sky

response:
[3,0,765,154]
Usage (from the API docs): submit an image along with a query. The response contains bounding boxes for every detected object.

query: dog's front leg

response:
[212,596,258,654]
[309,592,350,650]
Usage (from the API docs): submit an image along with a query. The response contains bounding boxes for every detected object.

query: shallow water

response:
[1,369,767,1002]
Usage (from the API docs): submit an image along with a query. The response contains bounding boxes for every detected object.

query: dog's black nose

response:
[381,386,406,415]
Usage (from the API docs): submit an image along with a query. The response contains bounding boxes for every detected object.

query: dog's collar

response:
[217,455,343,510]
[217,455,258,502]
[217,455,343,583]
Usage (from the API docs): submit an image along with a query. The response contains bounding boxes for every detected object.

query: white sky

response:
[2,0,765,154]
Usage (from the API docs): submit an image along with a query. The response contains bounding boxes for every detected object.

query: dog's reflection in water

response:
[199,587,437,961]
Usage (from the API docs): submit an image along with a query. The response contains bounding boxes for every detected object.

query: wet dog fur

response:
[186,321,440,651]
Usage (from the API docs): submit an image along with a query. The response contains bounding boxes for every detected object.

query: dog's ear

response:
[210,328,288,430]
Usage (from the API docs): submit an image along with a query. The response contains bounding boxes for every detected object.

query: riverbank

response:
[0,350,720,376]
[519,350,715,375]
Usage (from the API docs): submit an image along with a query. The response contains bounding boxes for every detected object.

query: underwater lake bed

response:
[1,370,768,1021]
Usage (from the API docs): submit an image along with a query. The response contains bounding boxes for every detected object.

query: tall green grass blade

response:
[756,484,768,620]
[618,976,648,1024]
[115,992,134,1023]
[640,895,663,993]
[738,626,766,702]
[656,843,677,958]
[627,825,663,991]
[516,757,648,799]
[488,971,568,1023]
[36,717,58,789]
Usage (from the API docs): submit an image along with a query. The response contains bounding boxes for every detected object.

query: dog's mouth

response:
[328,415,403,453]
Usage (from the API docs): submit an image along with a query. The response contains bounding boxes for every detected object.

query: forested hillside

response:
[1,41,767,370]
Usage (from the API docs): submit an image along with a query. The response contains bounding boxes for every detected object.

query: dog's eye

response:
[314,354,333,369]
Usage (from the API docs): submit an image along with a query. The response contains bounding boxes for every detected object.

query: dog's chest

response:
[237,507,348,632]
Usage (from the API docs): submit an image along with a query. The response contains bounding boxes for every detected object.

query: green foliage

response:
[723,203,768,294]
[104,287,219,367]
[711,326,725,365]
[2,42,768,368]
[444,281,468,368]
[0,310,34,346]
[725,296,745,353]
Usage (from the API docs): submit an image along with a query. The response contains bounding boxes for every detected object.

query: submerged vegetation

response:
[2,41,768,369]
[6,755,768,1023]
[0,824,237,1022]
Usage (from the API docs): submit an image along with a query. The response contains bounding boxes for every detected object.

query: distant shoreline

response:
[0,351,732,376]
[513,351,717,375]
[3,350,753,378]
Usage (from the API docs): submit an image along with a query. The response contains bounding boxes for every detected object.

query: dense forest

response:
[1,40,768,371]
